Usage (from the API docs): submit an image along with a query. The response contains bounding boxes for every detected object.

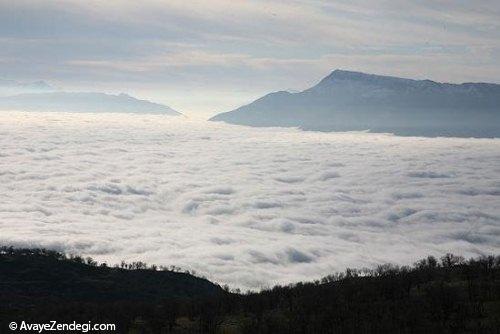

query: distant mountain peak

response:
[210,69,500,138]
[329,69,364,76]
[0,78,53,89]
[326,69,373,79]
[319,69,414,85]
[0,79,55,97]
[0,91,181,115]
[29,80,53,90]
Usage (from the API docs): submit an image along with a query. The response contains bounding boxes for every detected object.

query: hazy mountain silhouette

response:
[0,91,181,115]
[210,70,500,137]
[0,79,55,96]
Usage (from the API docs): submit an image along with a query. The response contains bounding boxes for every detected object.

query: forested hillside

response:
[1,247,499,333]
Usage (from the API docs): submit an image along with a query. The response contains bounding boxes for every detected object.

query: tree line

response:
[1,246,499,333]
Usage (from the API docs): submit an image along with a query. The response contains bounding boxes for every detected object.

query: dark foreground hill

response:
[210,70,500,138]
[1,247,499,334]
[0,247,223,304]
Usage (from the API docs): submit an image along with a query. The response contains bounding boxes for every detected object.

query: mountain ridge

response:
[0,91,181,115]
[0,78,55,96]
[317,69,499,88]
[210,69,500,137]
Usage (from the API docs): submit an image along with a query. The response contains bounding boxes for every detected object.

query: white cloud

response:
[0,111,499,290]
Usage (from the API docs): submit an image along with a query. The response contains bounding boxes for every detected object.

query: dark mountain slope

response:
[1,247,499,333]
[210,70,500,137]
[0,247,223,306]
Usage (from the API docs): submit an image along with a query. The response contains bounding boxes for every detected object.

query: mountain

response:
[0,91,181,115]
[210,70,500,137]
[0,247,223,307]
[2,247,499,333]
[0,79,55,96]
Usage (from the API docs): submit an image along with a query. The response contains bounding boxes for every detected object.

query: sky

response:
[1,0,500,117]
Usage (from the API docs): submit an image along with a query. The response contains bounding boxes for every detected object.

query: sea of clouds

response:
[1,111,499,289]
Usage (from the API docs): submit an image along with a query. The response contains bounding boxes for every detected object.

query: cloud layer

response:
[1,111,499,289]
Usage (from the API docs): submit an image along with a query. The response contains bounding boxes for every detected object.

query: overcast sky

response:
[1,0,500,117]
